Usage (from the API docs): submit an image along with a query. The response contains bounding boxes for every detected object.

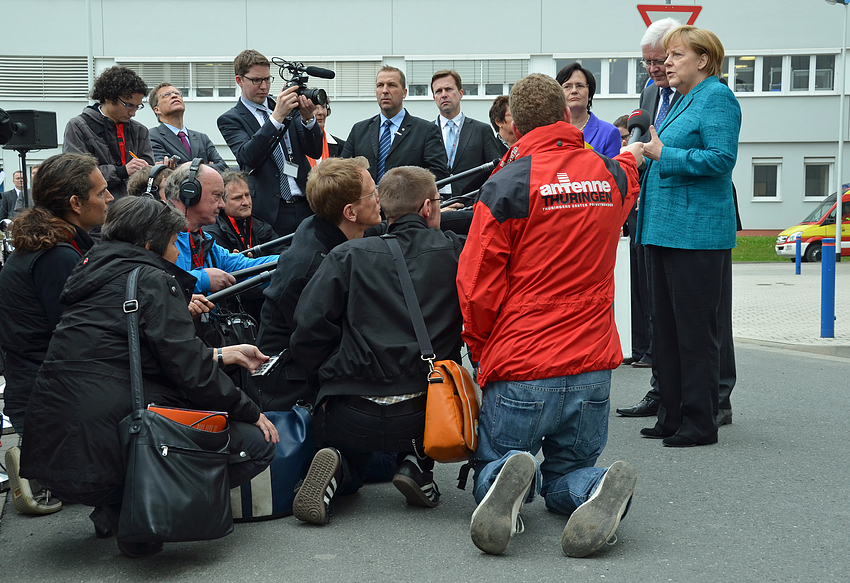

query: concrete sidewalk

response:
[731,261,850,357]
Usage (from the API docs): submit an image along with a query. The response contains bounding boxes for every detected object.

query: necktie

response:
[655,88,672,129]
[445,119,457,168]
[377,119,392,183]
[258,108,293,201]
[177,130,191,156]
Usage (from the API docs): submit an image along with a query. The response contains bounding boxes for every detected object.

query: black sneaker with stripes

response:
[293,447,342,525]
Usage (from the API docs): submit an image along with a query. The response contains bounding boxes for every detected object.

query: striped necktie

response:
[377,119,392,183]
[655,88,672,129]
[257,108,292,201]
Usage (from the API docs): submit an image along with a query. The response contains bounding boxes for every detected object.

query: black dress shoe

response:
[631,359,652,368]
[662,434,718,447]
[640,426,673,439]
[716,409,733,427]
[616,396,659,417]
[621,357,638,366]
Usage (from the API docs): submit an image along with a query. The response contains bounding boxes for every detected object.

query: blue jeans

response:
[473,371,612,516]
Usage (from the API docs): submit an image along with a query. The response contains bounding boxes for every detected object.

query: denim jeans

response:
[473,371,612,516]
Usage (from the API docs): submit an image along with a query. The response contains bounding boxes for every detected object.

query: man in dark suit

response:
[431,70,502,196]
[0,171,26,220]
[218,49,323,237]
[341,66,448,185]
[148,83,228,173]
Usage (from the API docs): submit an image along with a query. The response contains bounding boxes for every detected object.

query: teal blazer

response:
[635,76,741,250]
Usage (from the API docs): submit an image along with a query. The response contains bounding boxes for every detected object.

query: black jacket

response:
[0,226,93,422]
[252,216,348,410]
[21,241,260,490]
[62,105,154,199]
[291,214,464,403]
[205,213,280,254]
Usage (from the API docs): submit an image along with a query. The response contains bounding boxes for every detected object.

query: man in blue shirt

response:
[163,162,276,294]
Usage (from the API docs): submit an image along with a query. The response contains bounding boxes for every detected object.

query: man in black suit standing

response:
[431,70,502,196]
[342,66,447,184]
[0,171,25,220]
[218,49,323,237]
[149,83,229,172]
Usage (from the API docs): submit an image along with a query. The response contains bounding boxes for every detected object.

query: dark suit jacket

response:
[149,123,229,173]
[0,189,19,220]
[441,115,503,195]
[217,99,323,226]
[341,109,448,183]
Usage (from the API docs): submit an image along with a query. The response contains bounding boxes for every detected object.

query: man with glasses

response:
[148,83,229,172]
[218,49,322,237]
[63,66,154,200]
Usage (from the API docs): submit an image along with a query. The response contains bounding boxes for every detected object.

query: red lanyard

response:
[116,123,126,165]
[228,216,254,250]
[188,229,206,269]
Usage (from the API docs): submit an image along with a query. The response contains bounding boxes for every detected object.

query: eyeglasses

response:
[359,189,378,201]
[640,59,667,68]
[158,89,182,100]
[117,96,144,111]
[418,195,442,212]
[242,75,274,86]
[561,83,589,91]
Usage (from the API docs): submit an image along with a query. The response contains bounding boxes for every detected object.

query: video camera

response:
[272,58,334,106]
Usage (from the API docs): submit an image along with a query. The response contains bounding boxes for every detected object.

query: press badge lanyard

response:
[228,216,254,250]
[188,229,206,269]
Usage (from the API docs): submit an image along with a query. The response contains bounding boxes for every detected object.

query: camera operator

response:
[218,50,323,237]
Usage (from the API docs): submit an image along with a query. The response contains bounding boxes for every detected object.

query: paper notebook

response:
[147,405,228,433]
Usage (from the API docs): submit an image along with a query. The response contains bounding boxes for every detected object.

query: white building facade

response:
[1,0,847,230]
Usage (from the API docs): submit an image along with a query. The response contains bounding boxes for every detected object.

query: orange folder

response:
[147,405,228,433]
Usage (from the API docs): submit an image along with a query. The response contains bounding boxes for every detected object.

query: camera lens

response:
[302,87,328,106]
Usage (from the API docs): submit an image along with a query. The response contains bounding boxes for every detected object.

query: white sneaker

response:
[5,446,63,515]
[561,460,637,557]
[470,452,536,555]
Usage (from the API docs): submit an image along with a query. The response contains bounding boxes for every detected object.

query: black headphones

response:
[144,164,170,199]
[178,158,204,206]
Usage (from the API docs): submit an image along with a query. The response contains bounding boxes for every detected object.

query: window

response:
[762,56,782,92]
[192,62,235,98]
[816,55,835,90]
[555,58,602,88]
[121,62,191,97]
[790,55,809,91]
[733,56,755,92]
[407,59,527,97]
[635,59,650,93]
[0,56,90,99]
[299,61,382,99]
[753,159,782,199]
[608,58,629,94]
[804,158,834,199]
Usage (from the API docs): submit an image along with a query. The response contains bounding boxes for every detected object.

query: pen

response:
[128,151,139,159]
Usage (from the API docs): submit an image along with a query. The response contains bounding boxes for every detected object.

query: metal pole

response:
[821,238,836,337]
[836,4,846,262]
[795,237,802,274]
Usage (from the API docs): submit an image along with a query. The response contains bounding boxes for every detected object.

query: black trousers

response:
[646,246,725,443]
[44,420,274,505]
[272,198,313,238]
[322,395,431,496]
[629,240,653,361]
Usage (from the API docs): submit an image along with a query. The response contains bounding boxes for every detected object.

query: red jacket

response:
[456,121,639,387]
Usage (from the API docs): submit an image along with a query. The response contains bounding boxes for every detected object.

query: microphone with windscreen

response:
[626,109,651,144]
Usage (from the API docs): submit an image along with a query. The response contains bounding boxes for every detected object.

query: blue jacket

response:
[636,76,741,250]
[176,230,278,294]
[584,112,622,159]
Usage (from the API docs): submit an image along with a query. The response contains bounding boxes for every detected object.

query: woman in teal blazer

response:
[635,26,741,447]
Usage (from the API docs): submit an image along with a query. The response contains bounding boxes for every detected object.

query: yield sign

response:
[636,4,702,27]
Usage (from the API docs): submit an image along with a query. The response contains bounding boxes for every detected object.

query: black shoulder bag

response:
[117,267,234,543]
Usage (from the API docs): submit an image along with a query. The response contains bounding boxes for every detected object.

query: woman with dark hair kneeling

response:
[20,196,279,557]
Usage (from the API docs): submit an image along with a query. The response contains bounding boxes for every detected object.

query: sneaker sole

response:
[5,447,62,515]
[292,448,339,525]
[392,474,439,508]
[470,452,536,555]
[561,460,637,558]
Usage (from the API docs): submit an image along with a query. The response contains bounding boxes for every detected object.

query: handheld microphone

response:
[304,66,336,79]
[626,109,651,144]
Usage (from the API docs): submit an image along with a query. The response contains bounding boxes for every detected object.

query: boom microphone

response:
[626,109,651,144]
[304,66,336,79]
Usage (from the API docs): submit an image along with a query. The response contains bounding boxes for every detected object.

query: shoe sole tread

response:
[292,449,339,525]
[470,453,535,555]
[392,474,439,508]
[561,461,637,558]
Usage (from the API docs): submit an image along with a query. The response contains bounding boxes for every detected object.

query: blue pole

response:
[795,237,802,275]
[821,238,836,338]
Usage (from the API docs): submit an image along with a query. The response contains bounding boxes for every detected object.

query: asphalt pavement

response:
[1,261,848,582]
